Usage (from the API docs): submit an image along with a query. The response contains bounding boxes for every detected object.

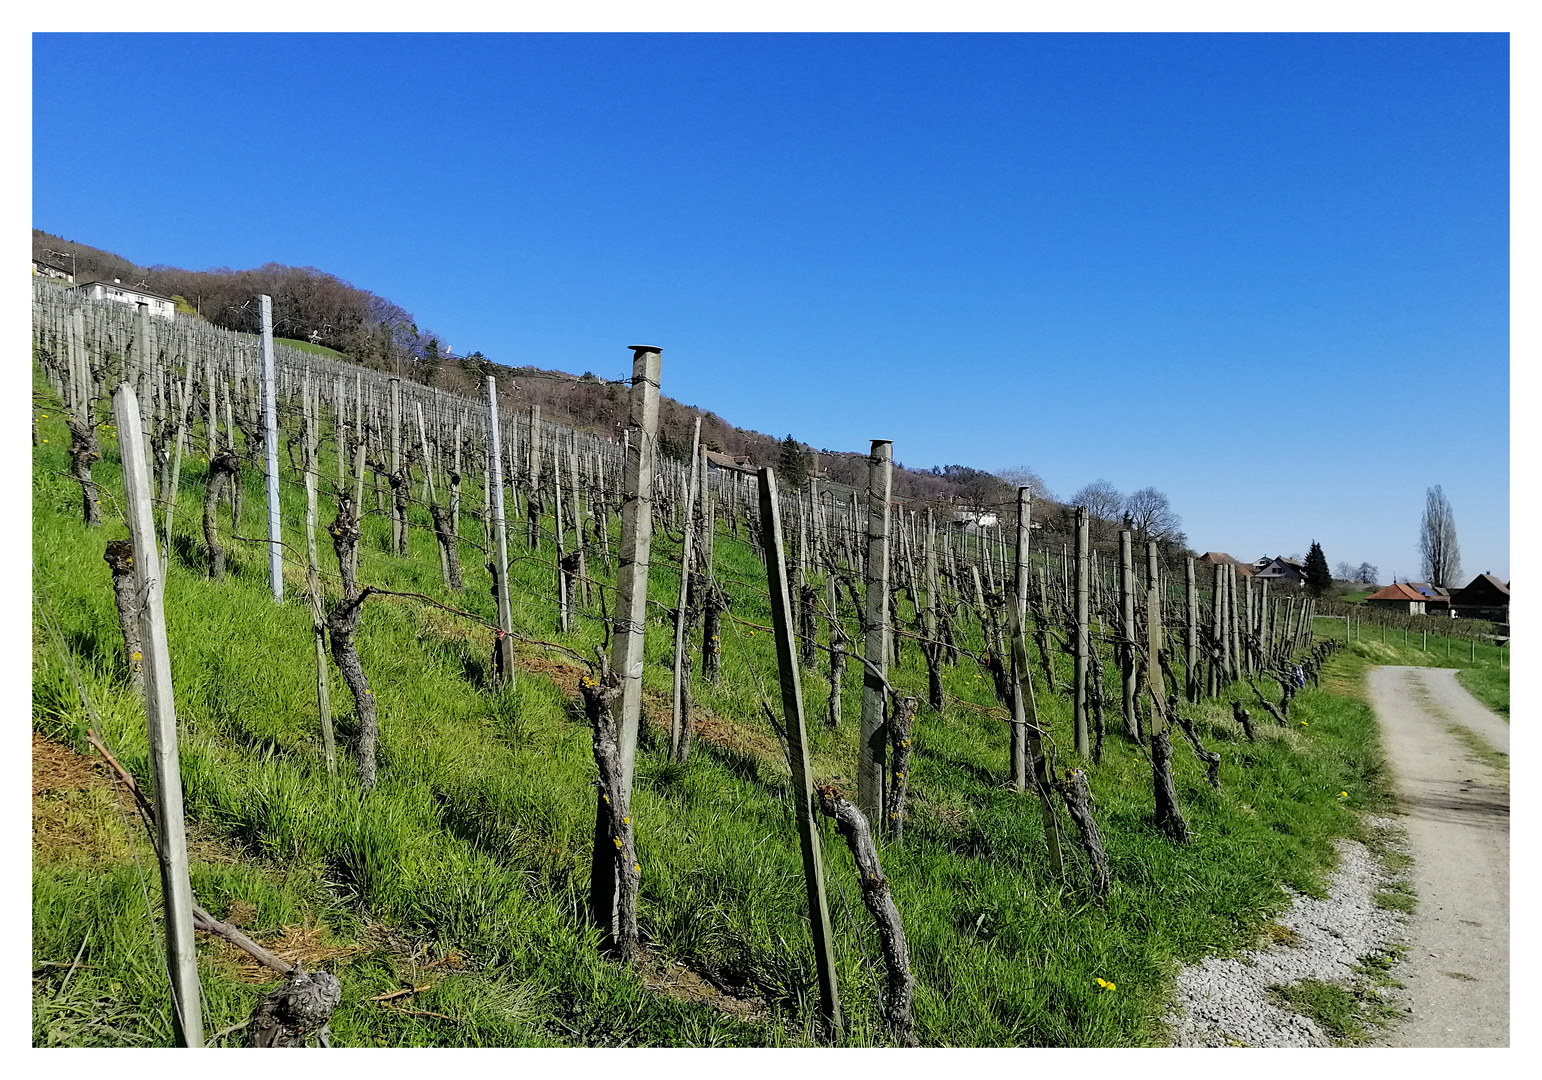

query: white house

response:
[73,278,176,320]
[32,259,74,282]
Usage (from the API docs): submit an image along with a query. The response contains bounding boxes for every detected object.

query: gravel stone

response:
[1166,817,1408,1047]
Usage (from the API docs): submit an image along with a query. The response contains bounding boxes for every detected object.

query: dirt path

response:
[1367,665,1509,1047]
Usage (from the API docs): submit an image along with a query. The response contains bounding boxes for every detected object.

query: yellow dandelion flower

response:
[633,863,640,873]
[1339,791,1348,798]
[613,837,622,849]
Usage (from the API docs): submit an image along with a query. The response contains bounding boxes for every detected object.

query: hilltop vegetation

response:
[32,229,1158,533]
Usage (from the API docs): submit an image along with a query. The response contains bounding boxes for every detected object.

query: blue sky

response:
[32,32,1509,583]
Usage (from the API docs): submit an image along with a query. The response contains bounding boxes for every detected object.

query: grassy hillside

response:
[32,374,1430,1047]
[276,337,348,360]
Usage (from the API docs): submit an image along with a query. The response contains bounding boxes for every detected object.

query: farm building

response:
[72,277,176,320]
[1199,552,1253,575]
[31,258,73,282]
[703,449,756,476]
[1253,556,1305,586]
[1406,583,1453,616]
[1364,582,1429,614]
[1450,573,1510,623]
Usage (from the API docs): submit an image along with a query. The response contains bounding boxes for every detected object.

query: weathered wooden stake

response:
[112,382,204,1047]
[258,296,283,601]
[1119,530,1139,738]
[485,377,515,687]
[301,381,336,776]
[1185,557,1199,703]
[859,439,893,822]
[1009,606,1066,880]
[591,346,661,940]
[670,416,702,762]
[1073,506,1091,757]
[758,466,843,1039]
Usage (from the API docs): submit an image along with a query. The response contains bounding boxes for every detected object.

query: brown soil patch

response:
[516,651,589,697]
[639,949,769,1024]
[689,709,783,766]
[33,731,107,795]
[33,732,137,864]
[214,920,366,984]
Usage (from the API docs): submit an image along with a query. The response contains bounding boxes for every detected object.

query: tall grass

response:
[32,378,1407,1046]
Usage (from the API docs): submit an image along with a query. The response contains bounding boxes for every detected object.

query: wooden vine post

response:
[1147,540,1190,843]
[859,439,893,822]
[389,377,405,556]
[1185,556,1199,704]
[1209,561,1225,695]
[1119,529,1139,738]
[1009,487,1032,788]
[1009,606,1066,880]
[1073,505,1091,757]
[590,346,661,941]
[112,382,204,1047]
[301,378,336,776]
[670,416,702,762]
[258,295,283,601]
[757,466,844,1040]
[484,376,515,687]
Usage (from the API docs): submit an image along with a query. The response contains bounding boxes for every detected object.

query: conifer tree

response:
[1304,540,1332,596]
[778,435,810,490]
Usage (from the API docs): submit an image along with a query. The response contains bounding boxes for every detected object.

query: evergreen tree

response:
[1304,540,1332,596]
[778,434,810,490]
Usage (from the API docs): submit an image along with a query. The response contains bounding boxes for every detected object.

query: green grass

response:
[276,337,348,359]
[1317,617,1508,719]
[1267,945,1406,1044]
[1456,665,1509,719]
[32,373,1410,1047]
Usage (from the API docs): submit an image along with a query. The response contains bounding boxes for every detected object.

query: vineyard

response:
[30,278,1502,1047]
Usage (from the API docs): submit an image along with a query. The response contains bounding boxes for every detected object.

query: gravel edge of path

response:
[1164,815,1413,1047]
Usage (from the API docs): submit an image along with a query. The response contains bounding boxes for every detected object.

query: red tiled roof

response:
[1366,583,1427,603]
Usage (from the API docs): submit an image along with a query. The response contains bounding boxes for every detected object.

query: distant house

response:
[947,509,997,532]
[703,449,756,476]
[32,258,73,282]
[1405,583,1453,616]
[72,277,176,320]
[1364,582,1429,614]
[1450,573,1509,624]
[1199,552,1254,576]
[1253,556,1306,586]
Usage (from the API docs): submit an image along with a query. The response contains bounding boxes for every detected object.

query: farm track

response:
[1366,665,1508,1047]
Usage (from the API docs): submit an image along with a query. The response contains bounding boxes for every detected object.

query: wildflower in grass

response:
[1094,977,1116,991]
[1299,720,1309,726]
[1339,791,1349,798]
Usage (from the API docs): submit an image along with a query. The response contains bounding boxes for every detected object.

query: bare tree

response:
[1356,562,1379,585]
[1070,479,1123,538]
[995,465,1051,502]
[1419,485,1462,588]
[1122,487,1181,544]
[1334,560,1355,582]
